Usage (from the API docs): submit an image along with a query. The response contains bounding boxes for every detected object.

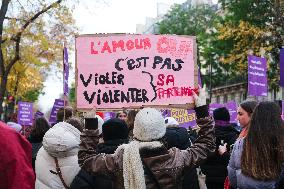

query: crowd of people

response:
[1,88,284,189]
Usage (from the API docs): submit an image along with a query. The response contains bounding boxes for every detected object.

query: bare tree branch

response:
[6,0,63,77]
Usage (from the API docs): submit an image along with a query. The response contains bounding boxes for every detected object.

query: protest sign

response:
[162,109,197,128]
[49,99,64,124]
[209,103,224,115]
[209,102,238,123]
[17,101,33,126]
[76,34,197,110]
[103,112,116,121]
[63,46,69,95]
[282,100,284,120]
[34,111,44,119]
[280,49,284,87]
[225,101,238,123]
[248,55,267,96]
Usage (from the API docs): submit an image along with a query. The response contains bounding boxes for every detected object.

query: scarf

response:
[115,140,163,189]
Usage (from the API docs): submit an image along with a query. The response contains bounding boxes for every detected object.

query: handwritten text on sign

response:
[76,34,196,109]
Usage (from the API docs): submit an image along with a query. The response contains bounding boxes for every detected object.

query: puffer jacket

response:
[228,138,276,189]
[78,106,215,189]
[35,122,81,189]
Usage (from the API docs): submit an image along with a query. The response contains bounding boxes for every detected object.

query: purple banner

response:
[209,103,224,116]
[162,109,197,128]
[248,55,267,96]
[63,46,69,95]
[225,101,238,123]
[34,111,44,119]
[209,102,237,123]
[103,112,116,121]
[17,101,33,126]
[49,99,64,124]
[198,67,202,87]
[280,49,284,87]
[282,100,284,120]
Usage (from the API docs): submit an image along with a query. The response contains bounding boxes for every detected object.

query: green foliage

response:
[22,88,45,102]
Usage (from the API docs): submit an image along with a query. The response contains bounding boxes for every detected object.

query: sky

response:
[38,0,215,113]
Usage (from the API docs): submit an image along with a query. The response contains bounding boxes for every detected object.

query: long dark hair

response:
[239,100,258,116]
[241,101,284,180]
[30,117,50,140]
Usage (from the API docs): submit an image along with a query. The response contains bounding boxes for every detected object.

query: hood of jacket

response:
[42,122,81,158]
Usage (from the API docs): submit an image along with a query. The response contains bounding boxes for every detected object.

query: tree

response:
[157,3,230,88]
[0,0,77,114]
[216,0,284,98]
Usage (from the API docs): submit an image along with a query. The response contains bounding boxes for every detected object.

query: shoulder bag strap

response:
[141,158,161,189]
[54,157,70,189]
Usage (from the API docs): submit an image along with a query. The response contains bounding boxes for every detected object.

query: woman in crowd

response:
[28,117,50,170]
[228,101,284,188]
[35,120,82,189]
[78,88,216,189]
[236,100,257,138]
[70,118,129,189]
[116,110,127,121]
[202,107,239,189]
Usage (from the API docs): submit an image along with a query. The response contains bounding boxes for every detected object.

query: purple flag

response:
[225,101,238,123]
[49,99,64,124]
[209,103,224,116]
[17,101,33,126]
[63,46,69,95]
[198,68,202,87]
[34,111,44,119]
[280,49,284,87]
[248,55,267,96]
[162,109,197,128]
[103,112,116,121]
[282,100,284,120]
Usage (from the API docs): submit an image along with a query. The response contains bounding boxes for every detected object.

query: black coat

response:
[164,127,200,189]
[28,136,43,170]
[275,163,284,189]
[70,139,128,189]
[201,124,239,183]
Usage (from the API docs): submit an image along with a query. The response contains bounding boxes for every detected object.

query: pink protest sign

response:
[76,34,197,109]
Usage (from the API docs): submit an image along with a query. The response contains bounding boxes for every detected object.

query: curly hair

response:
[241,101,284,180]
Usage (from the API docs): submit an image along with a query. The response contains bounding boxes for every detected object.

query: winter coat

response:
[78,111,215,189]
[201,124,239,184]
[70,139,129,189]
[0,121,35,189]
[165,126,200,189]
[228,138,277,189]
[35,122,81,189]
[275,163,284,189]
[28,135,44,170]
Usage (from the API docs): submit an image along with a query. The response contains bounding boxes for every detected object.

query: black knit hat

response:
[102,118,129,141]
[213,107,230,122]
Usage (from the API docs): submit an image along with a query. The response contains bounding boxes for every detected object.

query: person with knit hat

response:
[78,87,215,189]
[201,107,239,189]
[71,118,129,189]
[164,117,200,189]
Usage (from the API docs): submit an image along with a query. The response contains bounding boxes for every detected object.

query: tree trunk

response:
[0,75,7,116]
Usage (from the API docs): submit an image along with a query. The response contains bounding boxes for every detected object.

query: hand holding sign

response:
[192,86,206,107]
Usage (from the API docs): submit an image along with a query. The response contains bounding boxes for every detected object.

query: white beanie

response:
[95,115,104,135]
[164,117,179,127]
[133,108,166,141]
